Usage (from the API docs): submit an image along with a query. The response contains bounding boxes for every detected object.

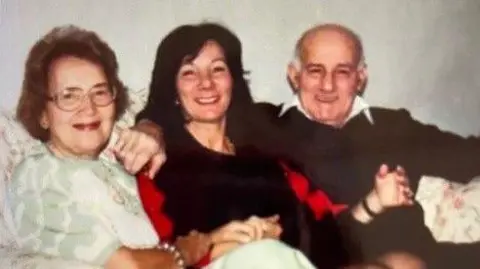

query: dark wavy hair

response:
[138,22,279,152]
[16,25,128,141]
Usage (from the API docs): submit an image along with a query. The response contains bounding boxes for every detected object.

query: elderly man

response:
[259,23,480,269]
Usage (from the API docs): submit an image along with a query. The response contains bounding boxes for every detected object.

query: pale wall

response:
[1,0,479,136]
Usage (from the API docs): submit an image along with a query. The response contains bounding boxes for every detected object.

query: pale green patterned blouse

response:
[8,145,159,266]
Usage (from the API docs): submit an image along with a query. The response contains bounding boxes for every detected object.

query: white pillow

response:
[416,175,480,243]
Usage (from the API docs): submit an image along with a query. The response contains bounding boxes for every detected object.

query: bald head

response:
[294,24,365,67]
[287,23,368,127]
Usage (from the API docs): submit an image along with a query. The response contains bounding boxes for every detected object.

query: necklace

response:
[223,136,236,155]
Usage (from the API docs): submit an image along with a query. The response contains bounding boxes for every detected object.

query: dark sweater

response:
[260,103,480,268]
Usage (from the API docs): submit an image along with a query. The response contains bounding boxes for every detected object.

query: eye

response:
[179,64,197,78]
[59,91,80,101]
[211,62,228,73]
[181,70,195,77]
[335,69,352,76]
[307,68,323,75]
[212,66,227,73]
[93,88,110,96]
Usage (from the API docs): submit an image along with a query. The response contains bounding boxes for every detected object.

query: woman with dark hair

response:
[135,22,414,269]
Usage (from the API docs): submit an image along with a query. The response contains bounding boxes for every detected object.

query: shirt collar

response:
[280,94,374,125]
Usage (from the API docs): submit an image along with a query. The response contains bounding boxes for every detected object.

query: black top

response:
[153,124,355,268]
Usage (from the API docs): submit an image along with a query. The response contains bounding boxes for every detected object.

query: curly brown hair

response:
[16,25,128,142]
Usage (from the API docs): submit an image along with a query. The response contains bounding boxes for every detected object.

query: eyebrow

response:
[304,63,355,69]
[336,63,356,69]
[211,57,226,63]
[63,82,109,92]
[304,63,323,69]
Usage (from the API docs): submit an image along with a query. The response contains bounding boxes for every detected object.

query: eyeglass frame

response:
[44,84,117,112]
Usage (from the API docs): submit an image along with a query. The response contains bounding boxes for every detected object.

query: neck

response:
[47,141,98,160]
[186,119,232,154]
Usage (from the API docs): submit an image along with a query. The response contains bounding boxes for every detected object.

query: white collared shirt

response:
[279,95,374,125]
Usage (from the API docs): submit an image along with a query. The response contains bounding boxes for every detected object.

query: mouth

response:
[195,96,220,105]
[315,95,338,103]
[72,121,101,131]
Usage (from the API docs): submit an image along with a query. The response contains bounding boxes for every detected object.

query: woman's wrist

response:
[352,191,384,224]
[157,242,186,269]
[365,190,384,216]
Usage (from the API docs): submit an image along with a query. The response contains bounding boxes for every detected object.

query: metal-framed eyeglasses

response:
[46,85,116,112]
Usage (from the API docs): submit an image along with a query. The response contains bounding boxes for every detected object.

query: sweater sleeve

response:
[395,109,480,184]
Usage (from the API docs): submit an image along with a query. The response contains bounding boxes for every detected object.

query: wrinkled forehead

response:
[301,30,358,68]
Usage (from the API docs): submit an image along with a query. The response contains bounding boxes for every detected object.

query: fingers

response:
[377,164,389,178]
[399,184,414,206]
[114,128,165,175]
[210,221,256,244]
[264,214,280,223]
[394,165,414,205]
[211,215,280,244]
[263,222,283,239]
[395,165,409,185]
[245,216,265,240]
[148,153,166,178]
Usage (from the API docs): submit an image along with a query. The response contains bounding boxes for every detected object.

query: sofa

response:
[0,88,479,268]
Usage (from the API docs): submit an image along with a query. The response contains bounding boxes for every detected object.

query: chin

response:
[76,139,108,154]
[194,113,225,123]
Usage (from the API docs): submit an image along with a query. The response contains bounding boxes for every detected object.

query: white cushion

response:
[416,175,480,243]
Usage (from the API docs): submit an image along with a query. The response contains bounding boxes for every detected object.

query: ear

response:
[287,62,301,94]
[39,111,49,129]
[356,63,368,94]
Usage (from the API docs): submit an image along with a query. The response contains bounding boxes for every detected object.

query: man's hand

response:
[114,120,166,178]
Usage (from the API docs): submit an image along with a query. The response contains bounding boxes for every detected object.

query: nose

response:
[78,94,97,114]
[199,72,213,90]
[321,72,334,92]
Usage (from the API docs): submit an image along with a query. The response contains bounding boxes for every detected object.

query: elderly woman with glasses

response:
[9,25,212,269]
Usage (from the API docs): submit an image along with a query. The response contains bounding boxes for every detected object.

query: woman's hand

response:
[175,230,212,266]
[114,120,166,178]
[210,215,282,245]
[353,164,414,224]
[208,215,282,259]
[260,215,283,239]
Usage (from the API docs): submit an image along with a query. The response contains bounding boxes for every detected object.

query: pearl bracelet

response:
[157,241,186,269]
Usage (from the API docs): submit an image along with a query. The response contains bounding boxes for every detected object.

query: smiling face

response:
[288,29,367,127]
[41,56,115,158]
[175,40,233,125]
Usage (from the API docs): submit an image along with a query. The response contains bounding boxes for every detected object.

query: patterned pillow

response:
[416,175,480,243]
